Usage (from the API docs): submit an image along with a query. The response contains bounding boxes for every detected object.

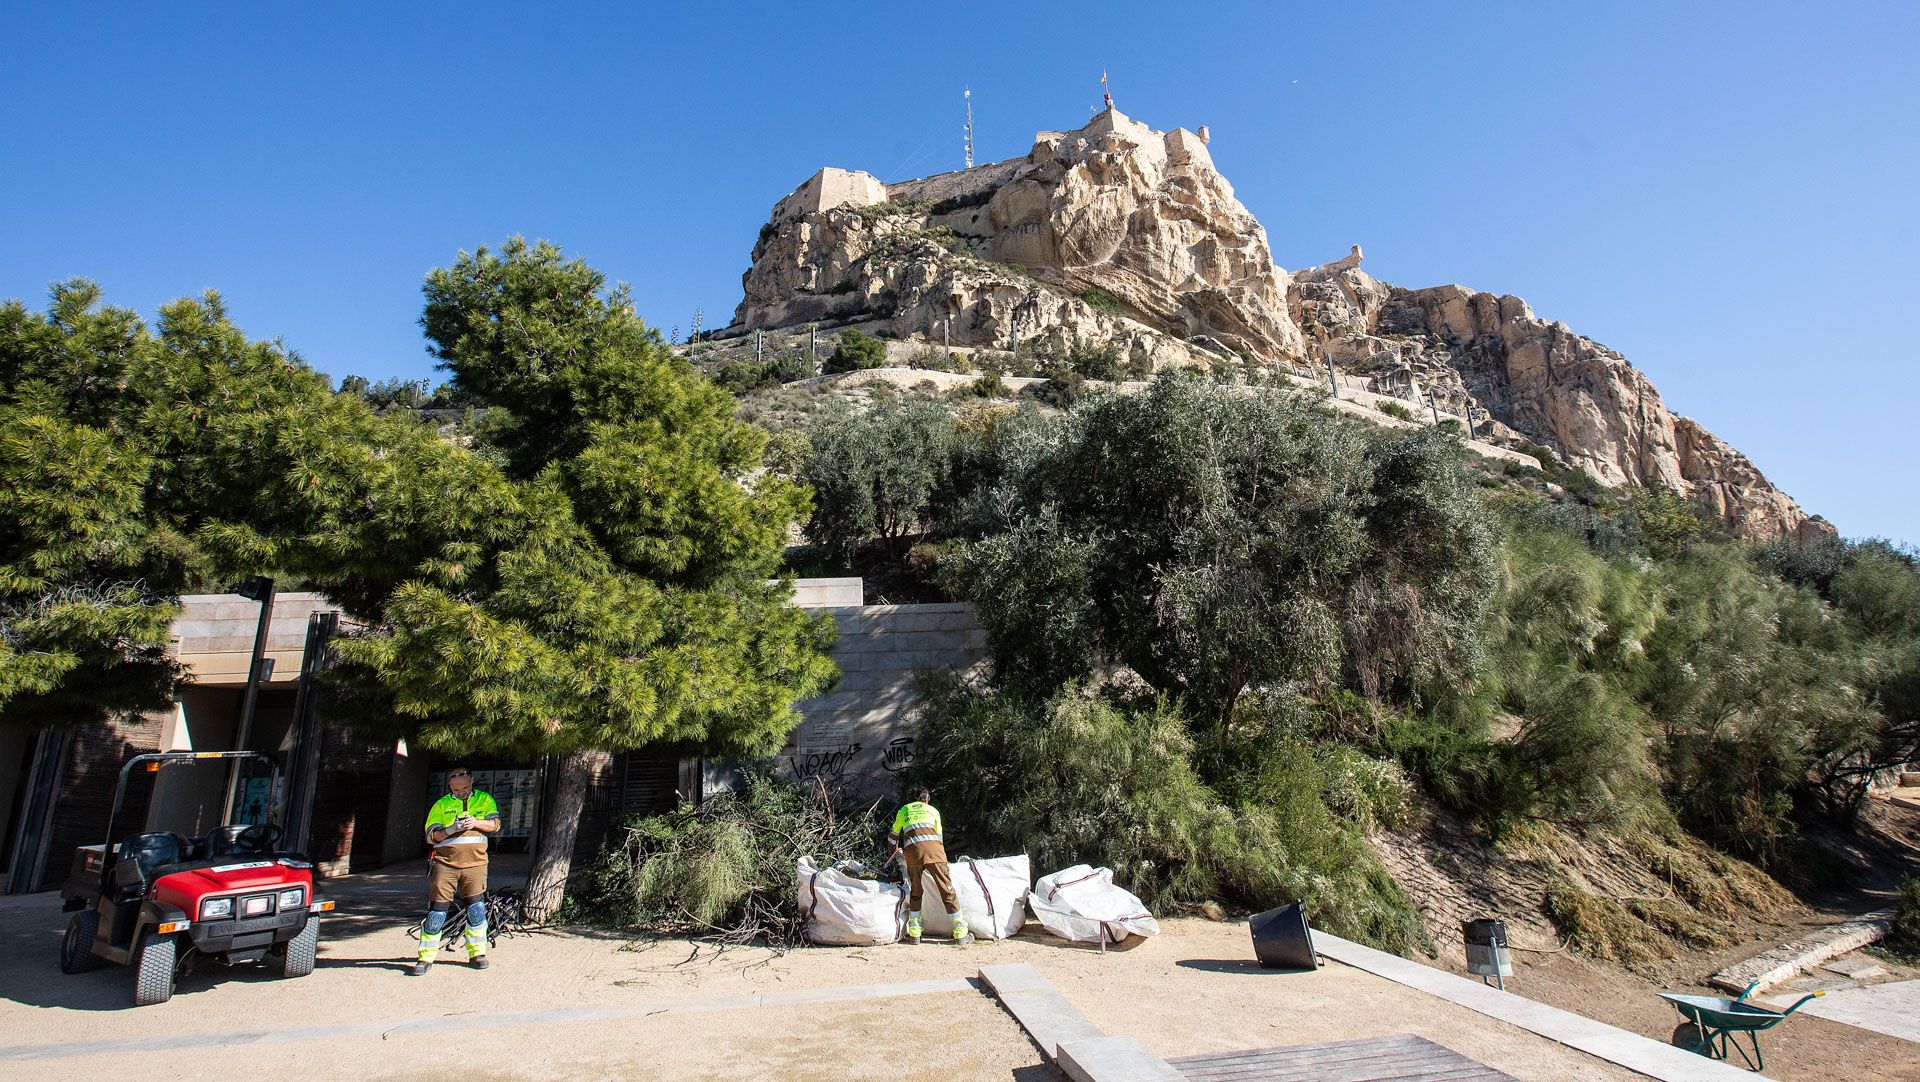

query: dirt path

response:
[1395,791,1920,1081]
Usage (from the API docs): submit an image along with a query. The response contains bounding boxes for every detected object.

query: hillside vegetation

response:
[741,373,1920,954]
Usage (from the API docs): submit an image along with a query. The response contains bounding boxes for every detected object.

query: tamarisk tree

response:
[334,238,837,917]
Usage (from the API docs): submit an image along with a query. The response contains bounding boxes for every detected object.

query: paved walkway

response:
[1313,932,1769,1081]
[1793,978,1920,1044]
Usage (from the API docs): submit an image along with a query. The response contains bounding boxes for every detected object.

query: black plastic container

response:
[1249,901,1319,970]
[1462,918,1512,982]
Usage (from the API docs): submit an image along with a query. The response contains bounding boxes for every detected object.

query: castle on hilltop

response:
[769,106,1223,223]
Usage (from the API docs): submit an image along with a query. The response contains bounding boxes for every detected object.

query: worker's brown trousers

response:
[905,840,959,914]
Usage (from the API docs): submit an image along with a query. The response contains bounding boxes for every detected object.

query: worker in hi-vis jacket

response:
[888,787,967,943]
[411,766,500,974]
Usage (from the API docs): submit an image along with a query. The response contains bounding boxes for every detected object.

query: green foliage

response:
[908,678,1433,955]
[0,280,387,726]
[1023,373,1085,408]
[1078,287,1125,317]
[1377,399,1416,422]
[948,372,1496,728]
[332,237,840,759]
[903,343,971,373]
[1884,878,1920,962]
[567,771,888,942]
[1397,509,1911,863]
[1032,336,1123,382]
[1752,533,1850,594]
[800,394,951,562]
[714,349,815,395]
[1629,485,1711,558]
[962,370,1010,399]
[1515,441,1607,501]
[824,328,887,373]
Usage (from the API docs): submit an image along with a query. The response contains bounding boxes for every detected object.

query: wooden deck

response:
[1168,1033,1518,1081]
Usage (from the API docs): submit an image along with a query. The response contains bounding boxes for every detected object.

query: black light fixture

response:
[236,575,273,601]
[1249,900,1319,970]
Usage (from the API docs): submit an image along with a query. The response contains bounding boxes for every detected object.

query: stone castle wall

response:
[768,167,889,223]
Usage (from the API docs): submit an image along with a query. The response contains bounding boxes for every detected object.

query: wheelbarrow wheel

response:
[1670,1022,1712,1056]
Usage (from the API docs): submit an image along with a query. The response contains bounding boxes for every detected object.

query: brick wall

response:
[45,713,166,887]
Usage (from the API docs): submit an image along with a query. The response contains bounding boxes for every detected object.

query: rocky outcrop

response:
[1287,262,1829,539]
[735,107,1301,366]
[732,109,1825,539]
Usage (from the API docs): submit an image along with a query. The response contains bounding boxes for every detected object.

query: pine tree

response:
[381,237,836,915]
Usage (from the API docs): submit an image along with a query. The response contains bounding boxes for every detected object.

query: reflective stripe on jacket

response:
[888,801,943,849]
[428,790,503,847]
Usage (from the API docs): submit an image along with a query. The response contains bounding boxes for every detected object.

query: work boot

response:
[469,954,490,970]
[905,913,923,943]
[409,960,432,976]
[952,916,970,942]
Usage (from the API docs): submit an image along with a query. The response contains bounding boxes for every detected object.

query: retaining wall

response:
[779,602,989,794]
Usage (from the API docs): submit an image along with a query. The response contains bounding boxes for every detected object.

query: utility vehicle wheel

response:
[59,911,101,974]
[133,930,177,1006]
[278,917,318,978]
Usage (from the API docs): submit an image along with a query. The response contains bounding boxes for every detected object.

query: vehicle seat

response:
[113,832,189,891]
[203,824,263,858]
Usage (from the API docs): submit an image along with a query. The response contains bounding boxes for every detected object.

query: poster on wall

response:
[232,775,285,827]
[428,769,539,839]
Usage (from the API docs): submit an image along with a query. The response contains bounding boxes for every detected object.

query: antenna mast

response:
[963,86,975,169]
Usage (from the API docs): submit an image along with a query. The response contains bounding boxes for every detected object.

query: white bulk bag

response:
[797,857,905,945]
[1030,864,1160,946]
[921,854,1031,941]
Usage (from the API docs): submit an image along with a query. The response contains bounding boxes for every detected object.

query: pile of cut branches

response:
[568,770,890,949]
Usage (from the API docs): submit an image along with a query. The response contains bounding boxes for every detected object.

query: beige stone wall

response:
[171,592,337,688]
[886,157,1023,205]
[769,167,889,222]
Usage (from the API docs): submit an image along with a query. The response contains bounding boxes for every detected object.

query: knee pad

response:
[424,903,454,934]
[461,895,488,925]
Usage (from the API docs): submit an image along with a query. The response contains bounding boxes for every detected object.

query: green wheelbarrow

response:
[1659,981,1824,1071]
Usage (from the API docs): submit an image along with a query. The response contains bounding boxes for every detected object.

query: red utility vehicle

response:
[59,751,335,1005]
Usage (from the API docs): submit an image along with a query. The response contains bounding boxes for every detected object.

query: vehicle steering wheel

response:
[234,823,283,853]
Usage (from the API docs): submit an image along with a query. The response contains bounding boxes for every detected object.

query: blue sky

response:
[4,3,1915,542]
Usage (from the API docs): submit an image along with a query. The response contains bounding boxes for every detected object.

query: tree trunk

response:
[523,748,595,922]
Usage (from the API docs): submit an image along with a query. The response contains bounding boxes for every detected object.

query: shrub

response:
[908,677,1434,955]
[1079,287,1126,317]
[963,371,1010,399]
[1377,399,1416,422]
[1023,373,1085,409]
[825,329,887,373]
[801,394,952,560]
[948,373,1496,727]
[565,772,888,943]
[904,343,971,374]
[1885,878,1920,962]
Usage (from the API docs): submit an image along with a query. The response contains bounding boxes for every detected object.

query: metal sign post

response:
[224,576,276,820]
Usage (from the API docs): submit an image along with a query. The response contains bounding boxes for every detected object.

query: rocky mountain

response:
[732,107,1826,539]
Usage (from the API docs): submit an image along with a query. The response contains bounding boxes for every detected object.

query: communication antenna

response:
[963,86,975,169]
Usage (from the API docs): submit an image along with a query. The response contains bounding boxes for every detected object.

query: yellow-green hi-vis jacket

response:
[425,789,500,869]
[888,800,943,851]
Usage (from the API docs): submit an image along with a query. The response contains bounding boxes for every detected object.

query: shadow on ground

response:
[1175,957,1317,976]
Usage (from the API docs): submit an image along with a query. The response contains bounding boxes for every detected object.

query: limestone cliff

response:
[732,108,1825,539]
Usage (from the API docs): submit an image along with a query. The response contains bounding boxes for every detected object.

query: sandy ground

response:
[0,867,1661,1082]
